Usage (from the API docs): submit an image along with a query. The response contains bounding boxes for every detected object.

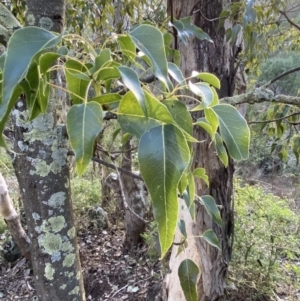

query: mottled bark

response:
[0,172,31,261]
[166,1,236,300]
[10,1,86,300]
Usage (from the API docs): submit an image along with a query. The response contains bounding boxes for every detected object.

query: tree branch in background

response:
[248,112,300,125]
[0,173,31,261]
[67,150,143,181]
[279,10,300,31]
[261,66,300,88]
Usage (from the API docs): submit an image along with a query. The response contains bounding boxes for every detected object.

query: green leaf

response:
[187,172,195,218]
[193,168,209,186]
[2,27,61,106]
[193,72,220,89]
[130,24,173,91]
[201,229,221,250]
[0,85,23,148]
[118,34,136,61]
[195,118,213,138]
[189,82,214,108]
[204,107,219,137]
[65,59,91,104]
[118,66,147,116]
[178,219,187,239]
[118,91,174,138]
[67,101,103,175]
[90,48,112,75]
[200,195,222,226]
[163,99,193,136]
[89,93,121,110]
[138,124,190,257]
[212,104,250,160]
[168,62,186,86]
[215,132,228,167]
[171,16,212,45]
[178,259,199,301]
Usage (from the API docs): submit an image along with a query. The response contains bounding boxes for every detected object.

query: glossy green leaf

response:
[138,124,190,257]
[65,59,91,104]
[67,101,103,175]
[171,16,212,45]
[215,132,228,167]
[193,72,220,89]
[130,24,173,91]
[2,27,61,107]
[193,168,209,186]
[212,104,250,160]
[195,118,213,138]
[89,93,121,108]
[178,172,188,195]
[0,85,23,148]
[187,171,195,218]
[201,229,221,250]
[178,219,187,239]
[168,62,186,85]
[200,195,222,226]
[90,48,112,75]
[178,259,199,301]
[204,107,219,137]
[189,82,214,108]
[118,66,147,115]
[118,91,174,138]
[118,34,136,61]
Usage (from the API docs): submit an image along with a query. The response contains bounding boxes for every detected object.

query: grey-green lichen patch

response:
[60,284,67,290]
[68,286,79,295]
[39,233,62,255]
[66,271,74,278]
[29,158,51,177]
[63,253,75,267]
[48,216,66,232]
[17,140,28,152]
[67,227,76,239]
[44,263,55,280]
[35,226,42,234]
[61,241,74,253]
[26,14,35,26]
[39,17,53,30]
[76,271,81,280]
[32,212,41,221]
[47,192,66,208]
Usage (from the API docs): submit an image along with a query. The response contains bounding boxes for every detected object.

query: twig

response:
[279,10,300,31]
[247,112,300,124]
[112,160,149,224]
[261,66,300,89]
[67,150,143,181]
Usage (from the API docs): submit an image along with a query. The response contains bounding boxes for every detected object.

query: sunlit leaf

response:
[138,124,190,257]
[212,104,250,160]
[193,168,209,186]
[215,132,228,167]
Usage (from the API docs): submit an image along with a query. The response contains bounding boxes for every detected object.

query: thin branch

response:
[248,112,300,125]
[261,66,300,88]
[112,159,149,224]
[279,10,300,31]
[67,150,143,181]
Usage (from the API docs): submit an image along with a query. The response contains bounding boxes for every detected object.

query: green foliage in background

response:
[231,179,300,297]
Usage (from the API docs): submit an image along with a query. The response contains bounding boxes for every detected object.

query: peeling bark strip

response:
[8,0,86,300]
[0,173,31,261]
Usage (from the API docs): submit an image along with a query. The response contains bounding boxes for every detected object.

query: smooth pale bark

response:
[166,1,236,300]
[10,1,86,300]
[0,172,31,261]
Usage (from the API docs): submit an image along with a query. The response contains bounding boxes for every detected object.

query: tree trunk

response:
[121,140,146,249]
[11,1,86,300]
[166,1,237,300]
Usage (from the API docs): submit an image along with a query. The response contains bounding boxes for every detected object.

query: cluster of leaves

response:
[220,0,300,65]
[0,20,250,300]
[231,179,300,297]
